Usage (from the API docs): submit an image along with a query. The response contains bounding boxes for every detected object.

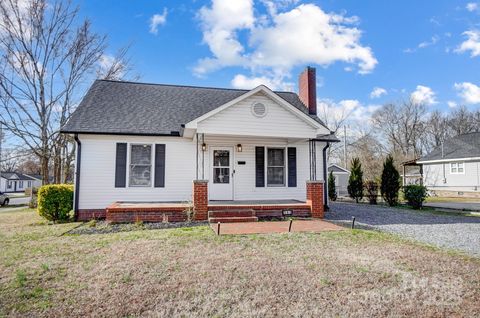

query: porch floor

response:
[208,199,306,206]
[211,220,343,235]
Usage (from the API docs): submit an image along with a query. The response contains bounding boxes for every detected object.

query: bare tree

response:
[448,106,477,136]
[424,110,449,151]
[372,100,427,159]
[0,0,135,184]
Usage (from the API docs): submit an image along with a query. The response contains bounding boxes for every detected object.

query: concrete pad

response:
[210,219,344,235]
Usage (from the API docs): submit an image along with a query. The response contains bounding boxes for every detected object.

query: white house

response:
[61,67,339,222]
[417,132,480,198]
[328,164,350,196]
[0,172,41,193]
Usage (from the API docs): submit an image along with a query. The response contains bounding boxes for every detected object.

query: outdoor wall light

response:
[237,144,242,152]
[202,143,207,151]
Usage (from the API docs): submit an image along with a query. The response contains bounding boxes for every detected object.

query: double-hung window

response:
[450,162,464,174]
[267,148,285,186]
[129,144,152,187]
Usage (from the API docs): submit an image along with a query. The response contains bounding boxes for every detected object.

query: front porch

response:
[105,196,319,223]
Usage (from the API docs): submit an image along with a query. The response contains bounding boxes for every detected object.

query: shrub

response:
[328,171,337,201]
[37,184,74,222]
[404,185,428,209]
[381,155,401,206]
[364,180,378,205]
[347,158,364,203]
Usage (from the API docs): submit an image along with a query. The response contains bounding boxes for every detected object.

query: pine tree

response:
[347,158,364,203]
[381,155,401,206]
[328,171,337,201]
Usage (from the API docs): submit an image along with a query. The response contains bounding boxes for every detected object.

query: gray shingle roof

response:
[0,172,36,180]
[61,80,328,136]
[420,132,480,161]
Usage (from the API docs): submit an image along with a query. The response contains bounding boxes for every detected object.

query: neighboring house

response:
[328,164,350,196]
[417,132,480,197]
[61,67,339,222]
[0,172,40,193]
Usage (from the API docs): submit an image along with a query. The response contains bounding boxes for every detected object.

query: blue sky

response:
[74,0,480,121]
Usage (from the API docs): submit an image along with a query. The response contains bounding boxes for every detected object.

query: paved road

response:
[8,196,31,206]
[424,201,480,212]
[326,202,480,257]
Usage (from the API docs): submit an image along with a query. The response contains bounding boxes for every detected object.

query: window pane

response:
[213,168,230,184]
[458,163,464,173]
[130,165,151,186]
[213,150,229,167]
[267,148,284,166]
[131,145,151,165]
[267,167,285,185]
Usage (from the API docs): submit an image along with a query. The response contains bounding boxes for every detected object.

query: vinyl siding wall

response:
[423,160,480,192]
[196,92,319,139]
[77,134,325,209]
[77,134,196,209]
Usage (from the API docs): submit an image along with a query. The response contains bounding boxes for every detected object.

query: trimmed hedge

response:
[403,185,428,210]
[37,184,74,222]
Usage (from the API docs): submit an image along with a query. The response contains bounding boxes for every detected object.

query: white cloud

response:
[454,82,480,104]
[149,8,168,35]
[195,1,377,81]
[466,2,479,12]
[456,30,480,57]
[195,0,254,74]
[404,35,440,53]
[318,99,380,129]
[370,87,387,99]
[410,85,437,105]
[447,101,458,108]
[231,74,294,91]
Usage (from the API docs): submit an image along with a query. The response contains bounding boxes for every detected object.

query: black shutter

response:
[115,143,127,188]
[154,144,166,187]
[288,147,297,187]
[255,146,265,187]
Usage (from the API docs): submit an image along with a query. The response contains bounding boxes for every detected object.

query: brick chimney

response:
[298,66,317,115]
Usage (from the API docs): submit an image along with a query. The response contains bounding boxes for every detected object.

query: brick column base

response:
[193,180,208,221]
[306,181,325,218]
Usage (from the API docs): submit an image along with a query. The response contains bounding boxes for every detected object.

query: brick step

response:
[208,209,255,218]
[209,216,258,223]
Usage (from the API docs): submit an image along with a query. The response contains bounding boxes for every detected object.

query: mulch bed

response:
[67,220,209,235]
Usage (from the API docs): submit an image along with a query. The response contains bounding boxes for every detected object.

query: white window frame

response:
[266,147,286,187]
[128,143,154,187]
[450,162,465,174]
[18,181,24,188]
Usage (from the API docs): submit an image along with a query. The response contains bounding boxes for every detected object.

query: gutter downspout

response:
[73,134,81,221]
[322,142,330,210]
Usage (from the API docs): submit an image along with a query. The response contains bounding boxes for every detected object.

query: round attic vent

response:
[251,102,267,117]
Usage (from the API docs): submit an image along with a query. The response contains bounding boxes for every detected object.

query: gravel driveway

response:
[326,202,480,257]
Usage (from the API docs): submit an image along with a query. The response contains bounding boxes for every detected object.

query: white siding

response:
[423,160,480,192]
[201,136,325,201]
[0,177,6,192]
[77,134,326,209]
[197,92,318,139]
[78,134,195,209]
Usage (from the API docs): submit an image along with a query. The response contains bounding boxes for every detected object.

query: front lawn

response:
[1,209,479,317]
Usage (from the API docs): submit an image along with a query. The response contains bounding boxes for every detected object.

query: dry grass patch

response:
[1,209,479,317]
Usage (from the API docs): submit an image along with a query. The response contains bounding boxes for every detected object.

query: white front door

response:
[210,147,233,200]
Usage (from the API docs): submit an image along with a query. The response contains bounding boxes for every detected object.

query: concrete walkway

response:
[211,220,343,235]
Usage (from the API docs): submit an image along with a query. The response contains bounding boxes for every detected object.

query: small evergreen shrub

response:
[37,184,74,222]
[404,185,428,209]
[328,171,337,201]
[364,180,378,205]
[381,155,401,206]
[347,158,364,203]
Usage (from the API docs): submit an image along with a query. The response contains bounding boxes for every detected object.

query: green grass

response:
[1,209,479,317]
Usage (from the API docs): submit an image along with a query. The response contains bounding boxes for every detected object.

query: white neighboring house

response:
[61,67,339,222]
[0,172,41,193]
[328,164,350,196]
[417,132,480,197]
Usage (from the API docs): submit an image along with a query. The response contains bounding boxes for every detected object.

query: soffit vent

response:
[251,102,267,117]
